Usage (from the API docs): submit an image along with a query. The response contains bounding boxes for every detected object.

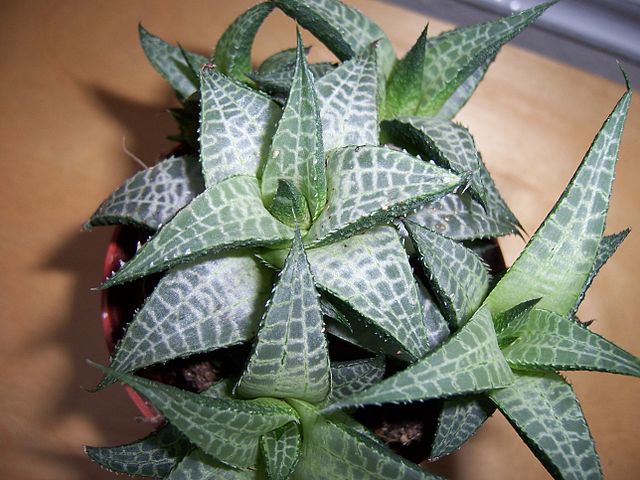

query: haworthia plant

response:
[88,2,639,479]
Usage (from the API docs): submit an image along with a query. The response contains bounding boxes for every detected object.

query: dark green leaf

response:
[261,423,302,480]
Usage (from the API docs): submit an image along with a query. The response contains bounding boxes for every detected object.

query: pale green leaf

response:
[200,67,281,188]
[486,88,631,316]
[326,357,385,405]
[236,231,330,403]
[268,179,312,229]
[250,62,335,97]
[415,276,450,350]
[213,3,274,81]
[290,400,441,480]
[326,307,513,410]
[308,226,429,360]
[406,221,490,329]
[305,145,462,246]
[436,55,494,119]
[138,24,207,100]
[494,298,541,339]
[93,364,298,469]
[416,2,553,116]
[316,45,379,150]
[166,450,261,480]
[500,309,640,377]
[430,397,494,460]
[102,176,294,288]
[489,371,602,480]
[107,253,273,380]
[382,117,487,204]
[571,229,630,315]
[261,33,327,220]
[273,0,396,78]
[261,423,302,480]
[85,155,204,231]
[85,424,191,478]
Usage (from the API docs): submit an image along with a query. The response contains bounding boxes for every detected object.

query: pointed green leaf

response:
[93,364,298,468]
[290,400,441,480]
[236,231,330,402]
[316,46,379,151]
[250,62,335,97]
[85,155,204,231]
[268,179,312,228]
[416,2,553,116]
[273,0,396,78]
[167,450,261,480]
[325,357,385,406]
[326,307,513,410]
[382,117,487,204]
[500,309,640,377]
[305,145,462,246]
[571,229,630,315]
[258,47,299,74]
[261,423,302,480]
[102,176,294,288]
[308,226,429,360]
[106,253,273,380]
[138,24,207,100]
[416,276,450,350]
[213,3,274,81]
[489,371,602,480]
[261,33,326,220]
[85,425,191,478]
[486,88,631,316]
[436,55,494,119]
[494,298,541,339]
[200,67,281,188]
[406,221,490,329]
[430,397,494,461]
[168,93,200,149]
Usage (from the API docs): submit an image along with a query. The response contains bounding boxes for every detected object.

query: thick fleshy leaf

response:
[199,67,281,188]
[415,2,553,116]
[250,62,335,97]
[430,397,494,460]
[85,424,191,478]
[273,0,396,78]
[236,231,330,402]
[261,423,302,480]
[290,400,441,480]
[258,47,299,74]
[406,221,490,329]
[326,357,385,405]
[85,155,204,231]
[486,88,631,317]
[138,24,206,100]
[308,226,429,360]
[489,372,602,480]
[93,364,298,468]
[571,229,630,316]
[436,55,494,119]
[261,33,326,220]
[415,277,450,350]
[316,46,379,150]
[305,145,462,246]
[168,93,200,149]
[382,117,486,204]
[107,253,273,380]
[102,176,294,288]
[493,298,541,338]
[268,179,312,228]
[167,450,260,480]
[213,3,274,81]
[326,308,513,410]
[500,309,640,377]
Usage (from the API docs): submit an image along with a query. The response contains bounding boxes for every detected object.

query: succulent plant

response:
[85,1,639,479]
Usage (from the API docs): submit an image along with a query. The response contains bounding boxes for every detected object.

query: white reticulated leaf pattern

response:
[102,176,294,288]
[305,145,462,246]
[250,62,335,97]
[326,307,513,410]
[316,46,379,151]
[308,226,429,360]
[199,67,281,188]
[94,364,298,469]
[406,221,490,329]
[261,423,302,480]
[489,371,602,480]
[85,155,204,231]
[166,450,261,480]
[415,276,451,350]
[486,89,631,317]
[326,357,386,405]
[262,33,326,221]
[236,231,330,403]
[108,253,273,378]
[500,309,640,377]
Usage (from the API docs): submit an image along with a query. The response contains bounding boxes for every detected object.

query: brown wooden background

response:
[0,1,638,478]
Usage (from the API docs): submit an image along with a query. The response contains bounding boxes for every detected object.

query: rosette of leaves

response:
[82,1,637,479]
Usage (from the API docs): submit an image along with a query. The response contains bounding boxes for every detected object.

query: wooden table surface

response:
[1,1,638,479]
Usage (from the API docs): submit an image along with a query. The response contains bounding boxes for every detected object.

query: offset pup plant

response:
[85,0,639,478]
